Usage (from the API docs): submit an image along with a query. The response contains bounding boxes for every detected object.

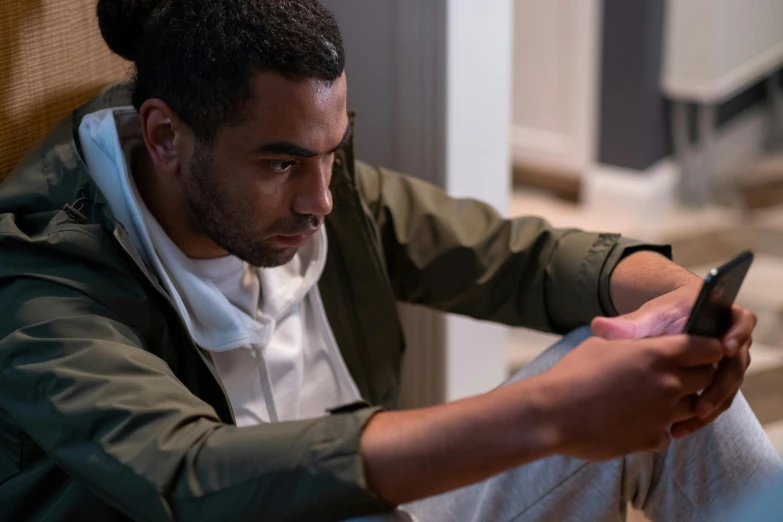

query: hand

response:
[590,283,757,438]
[670,305,754,438]
[541,334,723,460]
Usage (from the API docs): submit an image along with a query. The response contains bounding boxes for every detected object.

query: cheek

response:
[240,177,294,226]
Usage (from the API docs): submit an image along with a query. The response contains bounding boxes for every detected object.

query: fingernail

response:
[697,401,714,419]
[725,339,739,355]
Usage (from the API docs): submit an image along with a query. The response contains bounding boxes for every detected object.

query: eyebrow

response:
[255,125,352,158]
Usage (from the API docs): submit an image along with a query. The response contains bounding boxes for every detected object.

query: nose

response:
[292,161,333,218]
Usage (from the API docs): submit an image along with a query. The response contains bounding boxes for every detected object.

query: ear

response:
[138,99,189,176]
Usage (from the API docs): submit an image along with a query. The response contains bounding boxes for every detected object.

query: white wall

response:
[443,0,513,401]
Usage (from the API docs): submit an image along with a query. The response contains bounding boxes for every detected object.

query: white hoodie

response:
[77,107,362,425]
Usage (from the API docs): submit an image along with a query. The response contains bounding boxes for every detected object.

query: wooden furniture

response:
[0,0,128,182]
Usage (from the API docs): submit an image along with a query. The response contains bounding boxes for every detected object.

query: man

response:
[0,1,779,520]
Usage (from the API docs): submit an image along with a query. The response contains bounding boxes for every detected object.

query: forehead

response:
[221,71,348,145]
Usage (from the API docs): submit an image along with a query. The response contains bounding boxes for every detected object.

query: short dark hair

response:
[96,0,345,140]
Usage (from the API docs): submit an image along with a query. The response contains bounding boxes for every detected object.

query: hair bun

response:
[96,0,162,62]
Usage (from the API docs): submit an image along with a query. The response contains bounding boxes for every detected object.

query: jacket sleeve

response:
[353,160,672,333]
[0,277,391,522]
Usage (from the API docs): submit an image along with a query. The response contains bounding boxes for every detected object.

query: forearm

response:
[610,251,700,315]
[360,375,560,505]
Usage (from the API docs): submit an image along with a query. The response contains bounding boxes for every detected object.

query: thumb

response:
[591,307,660,340]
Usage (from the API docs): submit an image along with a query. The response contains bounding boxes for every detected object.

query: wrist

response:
[610,251,699,314]
[488,376,566,459]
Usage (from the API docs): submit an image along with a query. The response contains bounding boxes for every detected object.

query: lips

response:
[271,230,317,248]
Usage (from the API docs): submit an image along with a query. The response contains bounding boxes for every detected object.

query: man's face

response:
[182,71,349,268]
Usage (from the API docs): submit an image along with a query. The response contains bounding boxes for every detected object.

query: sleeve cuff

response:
[597,239,673,317]
[545,233,672,331]
[545,231,621,332]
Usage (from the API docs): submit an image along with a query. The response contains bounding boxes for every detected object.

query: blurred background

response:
[1,0,781,494]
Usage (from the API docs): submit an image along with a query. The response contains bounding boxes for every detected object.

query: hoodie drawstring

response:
[253,345,279,423]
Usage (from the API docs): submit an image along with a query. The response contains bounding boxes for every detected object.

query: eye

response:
[266,160,297,174]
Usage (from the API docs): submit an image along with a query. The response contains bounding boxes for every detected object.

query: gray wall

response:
[598,0,669,171]
[322,1,398,170]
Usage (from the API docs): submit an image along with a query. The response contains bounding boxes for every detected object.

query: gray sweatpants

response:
[352,326,783,522]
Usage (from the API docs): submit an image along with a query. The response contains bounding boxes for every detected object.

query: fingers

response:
[671,395,699,423]
[658,335,724,367]
[722,305,756,357]
[591,316,640,340]
[591,300,685,341]
[694,340,751,418]
[676,365,717,396]
[670,389,740,439]
[670,339,751,439]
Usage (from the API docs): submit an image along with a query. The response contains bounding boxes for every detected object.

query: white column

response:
[442,0,513,401]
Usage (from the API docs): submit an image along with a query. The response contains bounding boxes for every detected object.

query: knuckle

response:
[696,337,723,359]
[661,306,682,325]
[660,374,683,396]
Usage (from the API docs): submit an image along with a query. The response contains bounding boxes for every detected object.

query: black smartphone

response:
[683,250,754,338]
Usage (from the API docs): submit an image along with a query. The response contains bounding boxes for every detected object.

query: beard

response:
[184,142,321,268]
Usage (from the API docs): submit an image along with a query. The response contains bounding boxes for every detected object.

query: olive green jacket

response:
[0,84,668,521]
